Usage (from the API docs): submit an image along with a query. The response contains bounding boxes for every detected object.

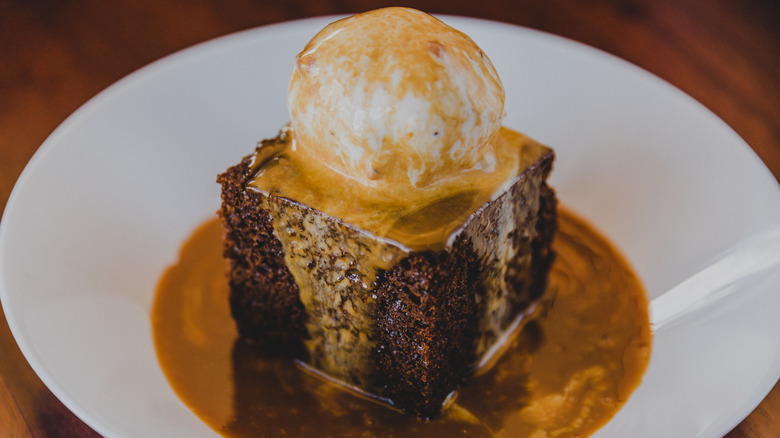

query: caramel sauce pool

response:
[152,209,651,437]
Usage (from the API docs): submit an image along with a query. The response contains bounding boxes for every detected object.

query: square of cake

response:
[217,7,557,419]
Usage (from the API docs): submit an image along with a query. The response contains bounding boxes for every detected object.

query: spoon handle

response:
[650,225,780,332]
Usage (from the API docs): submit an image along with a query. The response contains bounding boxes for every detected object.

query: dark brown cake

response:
[217,132,557,419]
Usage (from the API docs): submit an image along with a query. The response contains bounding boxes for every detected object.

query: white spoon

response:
[650,225,780,332]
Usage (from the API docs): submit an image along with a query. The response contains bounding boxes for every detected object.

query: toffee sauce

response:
[152,208,651,437]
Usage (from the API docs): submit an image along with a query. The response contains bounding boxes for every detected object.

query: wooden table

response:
[1,0,778,436]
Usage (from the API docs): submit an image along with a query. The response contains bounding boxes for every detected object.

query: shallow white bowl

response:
[1,14,779,438]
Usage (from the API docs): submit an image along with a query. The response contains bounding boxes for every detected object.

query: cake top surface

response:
[287,7,505,190]
[249,128,551,251]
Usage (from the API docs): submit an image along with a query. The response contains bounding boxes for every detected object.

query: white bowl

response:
[1,14,779,438]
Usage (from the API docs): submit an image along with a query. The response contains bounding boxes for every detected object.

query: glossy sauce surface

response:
[152,209,651,437]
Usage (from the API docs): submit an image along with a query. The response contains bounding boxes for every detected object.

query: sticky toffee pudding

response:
[152,7,651,435]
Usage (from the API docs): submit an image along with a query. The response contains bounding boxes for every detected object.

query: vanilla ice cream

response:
[287,7,505,189]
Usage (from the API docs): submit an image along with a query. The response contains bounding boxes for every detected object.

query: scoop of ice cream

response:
[287,7,505,189]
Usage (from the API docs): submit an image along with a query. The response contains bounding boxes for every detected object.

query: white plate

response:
[2,14,780,438]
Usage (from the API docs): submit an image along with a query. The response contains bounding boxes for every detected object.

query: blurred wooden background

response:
[1,0,778,436]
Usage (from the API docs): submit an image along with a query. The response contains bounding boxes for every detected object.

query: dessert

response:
[217,7,557,419]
